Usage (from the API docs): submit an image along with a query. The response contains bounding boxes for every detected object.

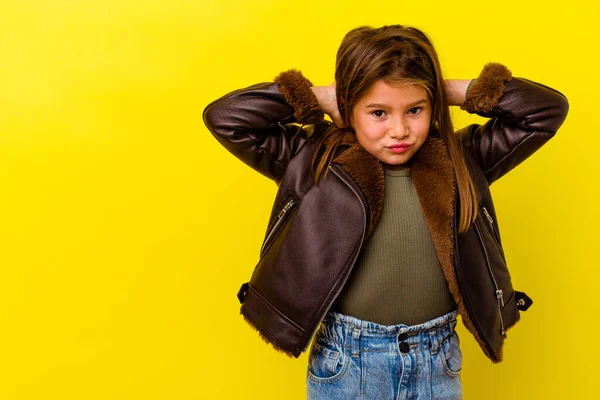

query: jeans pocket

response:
[307,339,348,383]
[440,330,462,378]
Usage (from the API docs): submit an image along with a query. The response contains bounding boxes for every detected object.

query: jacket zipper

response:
[473,218,506,336]
[301,165,367,353]
[482,206,494,227]
[481,206,506,261]
[260,197,296,256]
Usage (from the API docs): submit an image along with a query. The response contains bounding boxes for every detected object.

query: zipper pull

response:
[496,289,505,307]
[482,207,494,226]
[278,198,295,219]
[260,197,296,256]
[496,290,506,336]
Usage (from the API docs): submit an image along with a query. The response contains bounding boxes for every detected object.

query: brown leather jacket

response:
[202,63,569,363]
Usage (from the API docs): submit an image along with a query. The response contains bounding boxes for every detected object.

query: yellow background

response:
[0,0,597,399]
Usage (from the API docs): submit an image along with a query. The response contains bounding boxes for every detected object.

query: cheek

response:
[356,128,383,149]
[357,119,384,139]
[414,120,431,139]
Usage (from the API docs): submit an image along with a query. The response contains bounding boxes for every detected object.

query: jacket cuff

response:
[273,69,324,125]
[460,62,513,114]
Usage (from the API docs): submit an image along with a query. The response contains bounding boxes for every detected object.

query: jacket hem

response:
[239,282,306,358]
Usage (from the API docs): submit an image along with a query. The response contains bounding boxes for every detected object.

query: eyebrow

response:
[365,99,428,108]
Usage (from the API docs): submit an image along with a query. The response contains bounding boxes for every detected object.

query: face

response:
[350,80,432,169]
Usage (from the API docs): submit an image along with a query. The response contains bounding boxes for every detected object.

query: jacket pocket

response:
[473,209,514,337]
[259,192,298,258]
[480,206,507,264]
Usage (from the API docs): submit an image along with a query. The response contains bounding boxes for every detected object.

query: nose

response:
[389,116,409,139]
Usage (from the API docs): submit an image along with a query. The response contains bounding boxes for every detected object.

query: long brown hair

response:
[310,24,478,233]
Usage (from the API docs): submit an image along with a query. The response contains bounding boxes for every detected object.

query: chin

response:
[387,155,411,164]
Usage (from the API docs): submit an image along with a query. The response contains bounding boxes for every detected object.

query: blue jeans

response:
[306,308,462,399]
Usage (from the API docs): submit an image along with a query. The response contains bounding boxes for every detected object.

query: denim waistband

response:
[318,308,460,356]
[323,308,459,336]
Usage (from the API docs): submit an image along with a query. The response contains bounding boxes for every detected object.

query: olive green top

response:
[330,166,457,326]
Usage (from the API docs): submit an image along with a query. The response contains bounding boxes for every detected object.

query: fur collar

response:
[327,129,455,243]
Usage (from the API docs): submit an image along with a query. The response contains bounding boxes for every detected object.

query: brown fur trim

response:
[240,311,296,358]
[273,69,324,125]
[461,62,513,114]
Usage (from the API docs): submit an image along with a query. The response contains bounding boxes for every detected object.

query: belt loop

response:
[351,327,361,358]
[429,329,440,354]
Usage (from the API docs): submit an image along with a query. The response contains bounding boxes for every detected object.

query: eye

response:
[371,110,386,118]
[408,107,423,114]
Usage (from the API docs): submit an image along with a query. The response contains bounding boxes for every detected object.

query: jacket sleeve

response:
[202,69,324,182]
[456,62,570,185]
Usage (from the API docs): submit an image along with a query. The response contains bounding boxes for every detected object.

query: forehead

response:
[358,80,429,106]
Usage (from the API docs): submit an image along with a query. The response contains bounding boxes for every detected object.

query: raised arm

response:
[202,70,325,183]
[455,62,570,184]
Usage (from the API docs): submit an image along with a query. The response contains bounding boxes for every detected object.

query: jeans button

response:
[399,341,410,353]
[398,332,408,341]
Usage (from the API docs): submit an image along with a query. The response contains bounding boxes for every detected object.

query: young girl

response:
[203,25,569,399]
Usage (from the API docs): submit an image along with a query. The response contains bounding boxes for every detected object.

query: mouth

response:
[388,144,412,149]
[388,145,411,154]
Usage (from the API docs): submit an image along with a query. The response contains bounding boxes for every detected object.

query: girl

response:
[203,25,569,399]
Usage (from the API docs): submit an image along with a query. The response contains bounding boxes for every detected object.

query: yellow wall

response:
[0,0,597,399]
